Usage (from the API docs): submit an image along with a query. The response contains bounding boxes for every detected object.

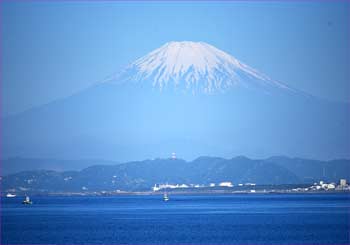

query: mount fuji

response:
[2,41,349,162]
[106,41,294,94]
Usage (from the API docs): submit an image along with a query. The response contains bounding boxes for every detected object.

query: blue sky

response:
[2,1,349,115]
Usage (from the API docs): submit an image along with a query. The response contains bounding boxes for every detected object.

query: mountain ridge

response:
[2,156,349,194]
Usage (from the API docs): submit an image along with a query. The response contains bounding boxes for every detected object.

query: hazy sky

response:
[2,1,349,116]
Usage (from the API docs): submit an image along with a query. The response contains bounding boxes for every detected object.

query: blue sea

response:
[1,193,350,244]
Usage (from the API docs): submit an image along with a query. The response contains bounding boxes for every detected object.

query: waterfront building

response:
[153,184,160,192]
[340,179,347,186]
[219,182,233,187]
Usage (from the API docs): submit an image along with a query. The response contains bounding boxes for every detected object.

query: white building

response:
[153,183,189,191]
[321,184,328,189]
[153,184,161,192]
[340,179,347,186]
[245,183,256,186]
[219,182,233,187]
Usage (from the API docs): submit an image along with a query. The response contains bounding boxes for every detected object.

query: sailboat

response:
[163,192,169,202]
[22,196,32,205]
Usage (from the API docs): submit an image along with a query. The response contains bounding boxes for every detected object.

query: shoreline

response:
[3,189,349,197]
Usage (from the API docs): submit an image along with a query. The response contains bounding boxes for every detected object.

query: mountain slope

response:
[266,156,350,183]
[1,41,349,161]
[1,158,119,175]
[108,41,293,94]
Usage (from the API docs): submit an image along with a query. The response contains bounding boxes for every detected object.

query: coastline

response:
[6,189,349,197]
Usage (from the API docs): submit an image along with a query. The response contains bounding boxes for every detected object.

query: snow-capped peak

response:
[106,41,292,93]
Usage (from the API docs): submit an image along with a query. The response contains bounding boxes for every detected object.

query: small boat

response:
[6,193,16,198]
[163,192,169,202]
[22,196,32,205]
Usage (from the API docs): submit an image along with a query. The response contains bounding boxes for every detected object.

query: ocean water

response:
[1,193,349,244]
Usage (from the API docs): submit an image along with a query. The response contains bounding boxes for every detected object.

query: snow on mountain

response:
[105,41,293,93]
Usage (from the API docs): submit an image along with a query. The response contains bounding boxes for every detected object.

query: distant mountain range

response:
[2,156,349,194]
[1,157,119,176]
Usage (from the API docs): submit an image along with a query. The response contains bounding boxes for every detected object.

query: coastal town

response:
[150,179,350,194]
[2,153,349,197]
[7,178,348,197]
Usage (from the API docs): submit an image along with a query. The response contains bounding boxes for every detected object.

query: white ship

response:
[22,196,32,205]
[6,193,16,198]
[163,192,169,202]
